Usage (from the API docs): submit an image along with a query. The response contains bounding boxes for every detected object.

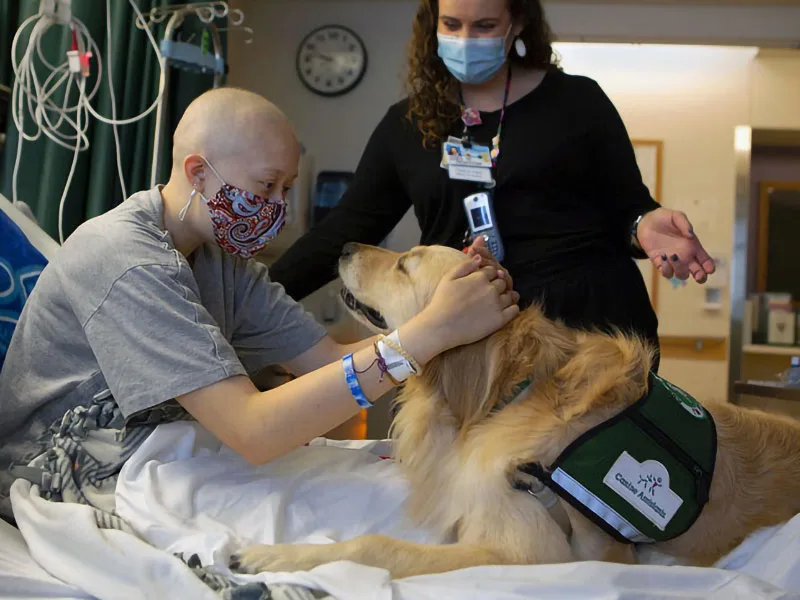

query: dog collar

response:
[495,378,532,412]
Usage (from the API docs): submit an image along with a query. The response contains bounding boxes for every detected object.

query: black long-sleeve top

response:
[270,69,660,347]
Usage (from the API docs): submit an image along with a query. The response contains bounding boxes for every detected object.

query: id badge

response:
[448,164,493,183]
[441,137,493,173]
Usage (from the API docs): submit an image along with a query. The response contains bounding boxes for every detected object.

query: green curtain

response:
[0,0,226,241]
[0,1,21,87]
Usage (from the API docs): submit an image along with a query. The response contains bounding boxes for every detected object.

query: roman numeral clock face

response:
[297,25,368,97]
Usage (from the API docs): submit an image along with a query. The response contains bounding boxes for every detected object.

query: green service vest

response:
[522,373,717,544]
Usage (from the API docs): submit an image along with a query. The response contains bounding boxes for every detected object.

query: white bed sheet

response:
[9,422,800,600]
[0,518,92,600]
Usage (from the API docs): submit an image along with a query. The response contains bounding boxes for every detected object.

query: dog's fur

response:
[233,244,800,578]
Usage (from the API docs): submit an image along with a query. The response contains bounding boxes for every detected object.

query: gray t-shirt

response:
[0,188,326,517]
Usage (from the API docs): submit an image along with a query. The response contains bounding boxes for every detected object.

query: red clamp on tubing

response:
[79,52,92,77]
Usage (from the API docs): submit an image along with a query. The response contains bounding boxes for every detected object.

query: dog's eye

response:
[397,257,408,274]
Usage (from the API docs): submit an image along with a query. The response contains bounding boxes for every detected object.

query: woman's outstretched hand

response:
[637,208,716,283]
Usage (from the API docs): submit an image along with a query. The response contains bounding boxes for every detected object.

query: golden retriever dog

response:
[233,243,800,579]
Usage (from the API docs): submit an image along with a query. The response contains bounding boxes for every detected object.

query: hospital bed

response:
[0,193,58,373]
[0,194,89,599]
[2,196,799,599]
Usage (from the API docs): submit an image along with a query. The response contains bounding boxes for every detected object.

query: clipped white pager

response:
[463,191,505,262]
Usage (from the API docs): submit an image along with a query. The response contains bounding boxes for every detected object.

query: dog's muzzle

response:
[340,288,388,330]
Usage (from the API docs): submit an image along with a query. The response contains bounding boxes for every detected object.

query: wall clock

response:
[296,25,368,97]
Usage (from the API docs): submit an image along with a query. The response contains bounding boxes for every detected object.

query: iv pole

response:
[144,4,228,188]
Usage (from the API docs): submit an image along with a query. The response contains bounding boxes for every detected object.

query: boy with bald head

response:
[0,88,517,521]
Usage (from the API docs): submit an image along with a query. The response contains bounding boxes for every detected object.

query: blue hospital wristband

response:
[342,353,374,409]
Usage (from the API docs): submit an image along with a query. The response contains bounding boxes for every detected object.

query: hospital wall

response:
[228,1,800,404]
[554,44,754,403]
[227,0,421,348]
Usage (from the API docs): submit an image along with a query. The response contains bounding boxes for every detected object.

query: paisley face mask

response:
[181,157,287,259]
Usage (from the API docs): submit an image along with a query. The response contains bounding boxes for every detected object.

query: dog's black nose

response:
[341,242,358,259]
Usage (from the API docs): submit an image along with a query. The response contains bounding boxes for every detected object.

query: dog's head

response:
[338,242,468,333]
[338,242,529,426]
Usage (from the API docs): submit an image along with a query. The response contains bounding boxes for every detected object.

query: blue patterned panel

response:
[0,210,48,370]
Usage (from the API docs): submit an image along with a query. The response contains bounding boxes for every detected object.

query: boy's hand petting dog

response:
[408,253,520,359]
[466,235,515,297]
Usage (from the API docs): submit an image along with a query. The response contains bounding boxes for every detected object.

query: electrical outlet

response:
[704,288,722,311]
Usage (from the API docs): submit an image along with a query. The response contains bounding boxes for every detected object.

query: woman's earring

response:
[514,37,527,58]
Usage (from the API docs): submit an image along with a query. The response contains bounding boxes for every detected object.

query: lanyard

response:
[457,66,512,250]
[458,64,513,170]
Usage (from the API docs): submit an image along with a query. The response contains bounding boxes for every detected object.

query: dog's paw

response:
[230,543,336,574]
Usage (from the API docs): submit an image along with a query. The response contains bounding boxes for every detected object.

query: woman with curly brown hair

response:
[271,0,715,367]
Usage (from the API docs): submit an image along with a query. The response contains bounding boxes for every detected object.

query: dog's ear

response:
[422,339,496,428]
[421,306,572,428]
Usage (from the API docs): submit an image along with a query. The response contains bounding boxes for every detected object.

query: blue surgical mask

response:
[437,26,512,85]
